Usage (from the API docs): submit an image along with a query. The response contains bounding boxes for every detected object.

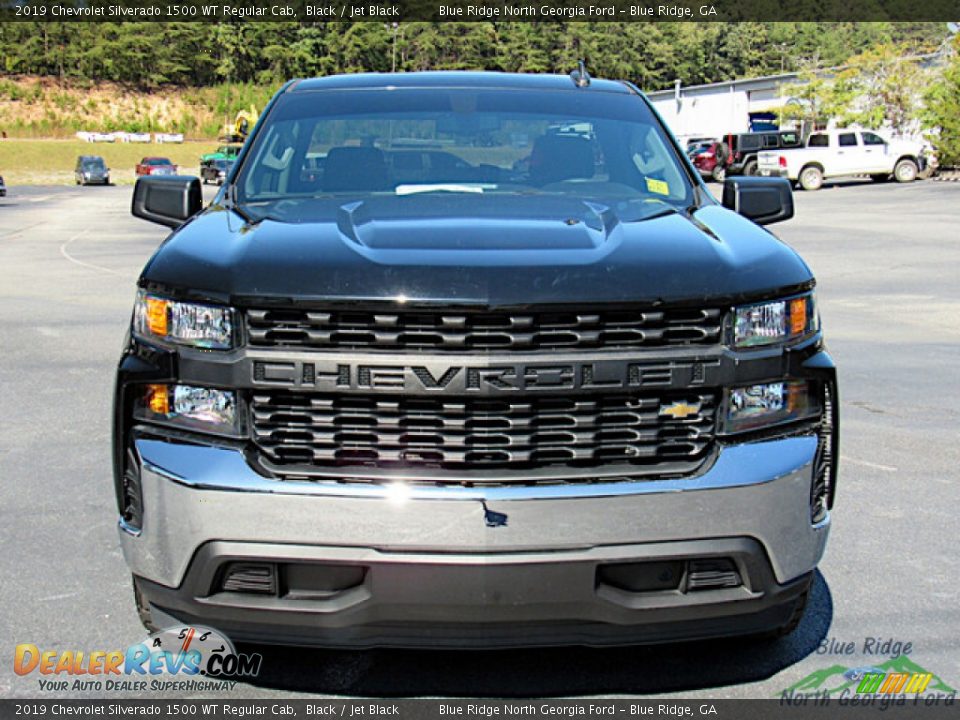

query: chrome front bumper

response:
[121,433,829,646]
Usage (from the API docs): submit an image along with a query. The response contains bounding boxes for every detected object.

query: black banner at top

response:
[2,0,959,22]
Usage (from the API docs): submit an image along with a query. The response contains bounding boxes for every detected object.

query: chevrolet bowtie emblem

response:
[659,400,701,419]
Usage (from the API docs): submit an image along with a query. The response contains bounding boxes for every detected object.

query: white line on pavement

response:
[59,229,130,277]
[840,456,898,472]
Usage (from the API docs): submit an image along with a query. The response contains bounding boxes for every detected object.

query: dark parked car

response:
[118,71,837,649]
[135,157,177,177]
[0,174,6,197]
[75,155,110,185]
[696,131,803,182]
[201,158,234,185]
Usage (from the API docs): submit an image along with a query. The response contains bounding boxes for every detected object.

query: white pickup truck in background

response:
[758,129,925,190]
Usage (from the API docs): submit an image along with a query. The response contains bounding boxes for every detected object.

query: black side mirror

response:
[722,176,794,226]
[132,176,202,228]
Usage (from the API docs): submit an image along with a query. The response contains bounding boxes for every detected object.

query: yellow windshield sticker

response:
[646,178,670,195]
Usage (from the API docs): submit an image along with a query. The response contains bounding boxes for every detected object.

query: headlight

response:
[133,290,234,349]
[140,384,238,434]
[733,293,818,348]
[722,379,820,434]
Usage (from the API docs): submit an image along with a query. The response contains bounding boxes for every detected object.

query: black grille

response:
[246,306,723,352]
[251,391,717,480]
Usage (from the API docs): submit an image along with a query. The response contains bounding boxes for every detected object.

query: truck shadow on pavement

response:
[234,571,832,697]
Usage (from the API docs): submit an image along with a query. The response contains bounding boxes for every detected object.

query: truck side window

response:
[808,134,829,147]
[838,133,858,147]
[861,132,886,146]
[780,132,800,147]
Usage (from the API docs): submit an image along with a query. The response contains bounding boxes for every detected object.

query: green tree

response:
[0,20,951,95]
[843,43,923,134]
[495,22,564,73]
[922,35,960,167]
[776,64,860,129]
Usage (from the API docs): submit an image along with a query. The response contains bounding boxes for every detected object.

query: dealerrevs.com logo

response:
[14,625,262,692]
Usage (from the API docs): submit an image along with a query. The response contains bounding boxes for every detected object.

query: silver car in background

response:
[75,155,111,186]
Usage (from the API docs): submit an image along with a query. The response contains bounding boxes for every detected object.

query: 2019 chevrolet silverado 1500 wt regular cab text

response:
[115,71,838,648]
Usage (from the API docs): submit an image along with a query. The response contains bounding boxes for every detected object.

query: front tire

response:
[894,158,918,183]
[743,160,758,176]
[711,165,726,183]
[799,166,824,191]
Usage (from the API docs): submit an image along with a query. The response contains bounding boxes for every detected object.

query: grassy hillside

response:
[0,76,277,140]
[0,139,220,185]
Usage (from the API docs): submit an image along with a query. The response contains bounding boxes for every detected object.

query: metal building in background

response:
[647,72,803,146]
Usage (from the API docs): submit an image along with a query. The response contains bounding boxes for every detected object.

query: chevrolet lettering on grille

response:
[251,358,718,394]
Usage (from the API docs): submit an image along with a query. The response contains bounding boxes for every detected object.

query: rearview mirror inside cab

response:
[722,176,794,226]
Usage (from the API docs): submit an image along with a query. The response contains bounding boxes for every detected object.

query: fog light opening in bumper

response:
[216,562,367,600]
[685,558,742,591]
[598,557,743,594]
[219,562,278,595]
[597,561,684,593]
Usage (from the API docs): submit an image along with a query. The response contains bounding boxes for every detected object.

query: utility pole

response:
[389,22,399,73]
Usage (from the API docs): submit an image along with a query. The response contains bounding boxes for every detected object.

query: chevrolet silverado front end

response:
[114,71,838,648]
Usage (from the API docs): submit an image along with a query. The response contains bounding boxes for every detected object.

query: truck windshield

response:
[236,87,694,217]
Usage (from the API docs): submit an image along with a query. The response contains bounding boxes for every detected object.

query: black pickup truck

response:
[115,70,837,648]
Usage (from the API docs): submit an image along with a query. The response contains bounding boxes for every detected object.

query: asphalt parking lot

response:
[1,179,958,700]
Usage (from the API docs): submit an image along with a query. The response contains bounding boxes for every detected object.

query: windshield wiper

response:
[642,206,679,221]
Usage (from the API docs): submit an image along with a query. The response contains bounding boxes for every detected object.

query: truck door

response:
[835,132,866,175]
[860,132,891,173]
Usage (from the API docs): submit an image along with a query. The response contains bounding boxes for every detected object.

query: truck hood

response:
[141,194,814,307]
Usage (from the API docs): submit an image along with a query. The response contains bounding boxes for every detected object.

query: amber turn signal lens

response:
[146,384,170,415]
[145,296,168,337]
[789,297,807,336]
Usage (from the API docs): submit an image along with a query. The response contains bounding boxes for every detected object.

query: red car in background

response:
[692,142,724,182]
[135,157,177,177]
